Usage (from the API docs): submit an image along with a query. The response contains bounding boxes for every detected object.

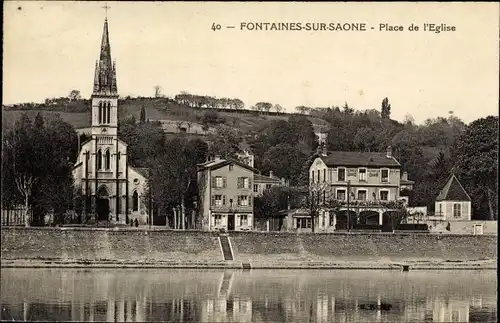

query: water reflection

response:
[1,269,497,322]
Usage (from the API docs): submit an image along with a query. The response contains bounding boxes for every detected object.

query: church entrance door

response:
[96,186,110,222]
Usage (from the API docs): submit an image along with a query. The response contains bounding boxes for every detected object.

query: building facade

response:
[72,18,148,225]
[434,174,472,221]
[253,171,287,197]
[308,147,411,232]
[197,157,258,231]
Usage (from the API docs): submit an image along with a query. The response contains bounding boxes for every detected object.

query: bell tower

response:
[91,16,118,137]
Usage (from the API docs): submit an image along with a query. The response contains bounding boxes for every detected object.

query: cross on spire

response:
[102,2,110,20]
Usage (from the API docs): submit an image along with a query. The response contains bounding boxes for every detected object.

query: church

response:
[72,17,149,225]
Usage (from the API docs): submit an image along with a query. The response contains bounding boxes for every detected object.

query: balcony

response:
[325,199,406,210]
[211,205,253,213]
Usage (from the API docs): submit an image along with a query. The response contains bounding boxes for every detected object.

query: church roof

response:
[436,174,471,202]
[92,18,118,96]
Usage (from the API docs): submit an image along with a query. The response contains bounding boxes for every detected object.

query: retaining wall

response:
[1,227,496,264]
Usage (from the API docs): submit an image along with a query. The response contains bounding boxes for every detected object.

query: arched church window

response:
[132,191,139,212]
[98,102,103,124]
[105,150,111,170]
[107,102,111,124]
[103,102,107,125]
[97,149,102,170]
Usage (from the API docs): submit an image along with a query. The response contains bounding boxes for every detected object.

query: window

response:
[214,176,225,188]
[380,190,389,201]
[336,189,346,201]
[212,195,225,206]
[323,191,326,203]
[357,190,367,201]
[97,149,103,169]
[359,168,367,182]
[296,218,312,229]
[98,102,103,124]
[238,195,249,206]
[438,204,443,216]
[311,171,314,183]
[132,191,139,212]
[266,184,272,190]
[214,214,222,226]
[322,212,326,227]
[107,102,111,124]
[323,169,326,182]
[317,170,320,183]
[105,150,111,170]
[338,168,346,181]
[381,169,389,183]
[229,164,234,171]
[453,203,461,218]
[236,177,250,189]
[240,214,248,226]
[253,184,258,193]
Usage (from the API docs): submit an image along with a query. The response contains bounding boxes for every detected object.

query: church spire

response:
[92,18,117,97]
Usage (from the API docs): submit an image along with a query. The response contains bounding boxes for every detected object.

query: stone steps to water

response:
[219,235,234,261]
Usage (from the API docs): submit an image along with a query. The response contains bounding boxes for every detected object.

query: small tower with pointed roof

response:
[435,174,472,221]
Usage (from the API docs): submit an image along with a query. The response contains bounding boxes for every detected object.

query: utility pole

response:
[347,180,351,231]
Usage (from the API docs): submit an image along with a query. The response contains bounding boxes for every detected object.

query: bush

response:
[353,224,382,230]
[396,223,429,231]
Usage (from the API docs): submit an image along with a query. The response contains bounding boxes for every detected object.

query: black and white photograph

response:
[1,1,498,322]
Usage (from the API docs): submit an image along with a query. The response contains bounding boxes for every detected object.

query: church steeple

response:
[91,16,119,136]
[92,18,118,97]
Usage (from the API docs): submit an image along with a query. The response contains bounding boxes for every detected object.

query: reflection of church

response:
[72,17,148,225]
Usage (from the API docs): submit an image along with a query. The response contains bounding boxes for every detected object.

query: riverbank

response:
[1,227,496,270]
[1,259,496,270]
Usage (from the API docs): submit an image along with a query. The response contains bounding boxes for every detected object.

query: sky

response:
[3,1,499,124]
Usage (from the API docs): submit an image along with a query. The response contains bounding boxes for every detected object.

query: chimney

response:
[269,170,274,178]
[402,171,408,180]
[322,145,327,157]
[386,146,392,158]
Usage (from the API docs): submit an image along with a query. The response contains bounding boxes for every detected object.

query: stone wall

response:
[1,227,496,264]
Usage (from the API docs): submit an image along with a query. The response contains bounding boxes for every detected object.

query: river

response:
[1,269,496,322]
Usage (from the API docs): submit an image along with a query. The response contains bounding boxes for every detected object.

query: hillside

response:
[2,98,329,134]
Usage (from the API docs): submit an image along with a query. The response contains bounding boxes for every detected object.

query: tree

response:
[262,144,308,185]
[452,116,498,220]
[145,138,207,229]
[2,113,78,226]
[206,125,242,160]
[381,97,391,119]
[139,107,146,123]
[274,104,283,114]
[304,181,337,233]
[154,85,163,98]
[288,115,317,149]
[68,89,82,101]
[118,116,165,167]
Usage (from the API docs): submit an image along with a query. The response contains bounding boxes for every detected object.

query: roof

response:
[132,167,150,178]
[436,174,471,202]
[197,158,259,173]
[254,174,282,183]
[319,151,401,168]
[400,179,415,185]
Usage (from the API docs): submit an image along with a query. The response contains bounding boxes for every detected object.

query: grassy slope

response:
[2,98,328,134]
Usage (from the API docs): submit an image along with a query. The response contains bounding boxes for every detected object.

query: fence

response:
[1,207,32,226]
